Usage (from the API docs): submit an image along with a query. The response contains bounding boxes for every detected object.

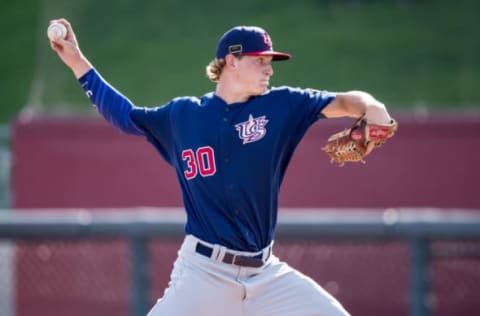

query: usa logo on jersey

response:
[235,114,269,144]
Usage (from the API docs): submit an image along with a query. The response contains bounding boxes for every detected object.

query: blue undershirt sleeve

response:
[78,68,144,136]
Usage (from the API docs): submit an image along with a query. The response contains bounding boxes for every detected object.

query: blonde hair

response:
[205,58,226,82]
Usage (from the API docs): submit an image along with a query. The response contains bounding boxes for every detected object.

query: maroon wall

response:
[10,115,480,316]
[12,115,480,209]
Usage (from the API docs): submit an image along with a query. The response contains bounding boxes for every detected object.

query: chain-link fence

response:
[1,209,480,316]
[0,124,10,209]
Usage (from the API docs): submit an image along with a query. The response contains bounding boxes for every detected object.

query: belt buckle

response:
[234,253,263,268]
[232,254,241,266]
[232,254,250,267]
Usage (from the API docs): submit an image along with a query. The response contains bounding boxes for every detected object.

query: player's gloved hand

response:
[322,117,398,166]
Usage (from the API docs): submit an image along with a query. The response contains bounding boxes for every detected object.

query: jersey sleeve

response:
[292,89,336,125]
[129,103,174,164]
[78,69,174,163]
[78,68,144,135]
[286,87,336,128]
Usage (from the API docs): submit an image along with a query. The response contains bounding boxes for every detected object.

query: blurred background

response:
[1,0,480,316]
[1,0,479,120]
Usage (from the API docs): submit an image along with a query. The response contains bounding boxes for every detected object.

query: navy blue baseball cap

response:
[216,26,291,61]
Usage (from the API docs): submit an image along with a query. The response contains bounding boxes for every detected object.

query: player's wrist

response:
[364,103,392,125]
[71,55,93,79]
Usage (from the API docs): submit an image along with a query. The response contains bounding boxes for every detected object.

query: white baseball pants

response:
[146,235,350,316]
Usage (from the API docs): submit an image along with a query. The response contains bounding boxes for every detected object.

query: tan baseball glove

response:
[322,118,398,166]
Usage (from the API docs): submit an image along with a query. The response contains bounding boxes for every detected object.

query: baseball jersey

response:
[79,69,336,252]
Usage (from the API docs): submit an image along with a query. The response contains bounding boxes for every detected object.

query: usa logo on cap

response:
[262,33,272,47]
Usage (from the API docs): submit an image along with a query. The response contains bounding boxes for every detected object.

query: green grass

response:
[1,0,479,123]
[0,0,39,121]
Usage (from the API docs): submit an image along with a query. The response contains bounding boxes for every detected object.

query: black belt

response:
[195,242,266,268]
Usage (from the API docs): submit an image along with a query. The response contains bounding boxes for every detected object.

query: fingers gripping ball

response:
[322,118,398,166]
[47,23,67,41]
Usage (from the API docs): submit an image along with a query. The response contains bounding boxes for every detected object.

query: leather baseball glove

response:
[322,118,398,166]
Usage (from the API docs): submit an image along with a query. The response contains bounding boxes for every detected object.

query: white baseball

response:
[47,23,67,41]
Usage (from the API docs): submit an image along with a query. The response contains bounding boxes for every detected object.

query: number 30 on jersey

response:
[181,146,217,180]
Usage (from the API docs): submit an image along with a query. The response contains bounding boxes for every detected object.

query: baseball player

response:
[49,19,394,316]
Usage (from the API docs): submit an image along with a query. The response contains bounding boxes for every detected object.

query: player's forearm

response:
[78,69,143,135]
[71,55,93,79]
[331,91,392,124]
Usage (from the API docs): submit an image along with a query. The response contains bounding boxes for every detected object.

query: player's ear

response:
[225,54,238,68]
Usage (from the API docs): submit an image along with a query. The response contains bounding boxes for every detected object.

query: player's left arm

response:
[321,91,392,124]
[320,91,397,165]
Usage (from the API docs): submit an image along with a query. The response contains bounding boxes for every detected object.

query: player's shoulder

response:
[269,86,336,101]
[269,86,329,95]
[267,86,325,99]
[268,85,298,94]
[169,95,202,106]
[261,86,293,101]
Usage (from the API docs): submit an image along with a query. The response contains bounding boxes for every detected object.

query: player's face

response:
[236,55,274,95]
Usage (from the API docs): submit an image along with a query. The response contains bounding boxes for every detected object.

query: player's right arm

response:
[48,18,144,135]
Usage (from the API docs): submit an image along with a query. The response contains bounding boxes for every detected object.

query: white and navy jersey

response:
[79,68,336,252]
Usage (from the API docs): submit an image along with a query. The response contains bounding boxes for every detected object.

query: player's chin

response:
[257,82,270,93]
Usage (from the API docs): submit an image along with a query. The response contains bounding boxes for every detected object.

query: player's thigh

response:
[147,258,243,316]
[245,262,350,316]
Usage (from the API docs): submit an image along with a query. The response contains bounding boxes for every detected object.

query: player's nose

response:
[264,64,273,76]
